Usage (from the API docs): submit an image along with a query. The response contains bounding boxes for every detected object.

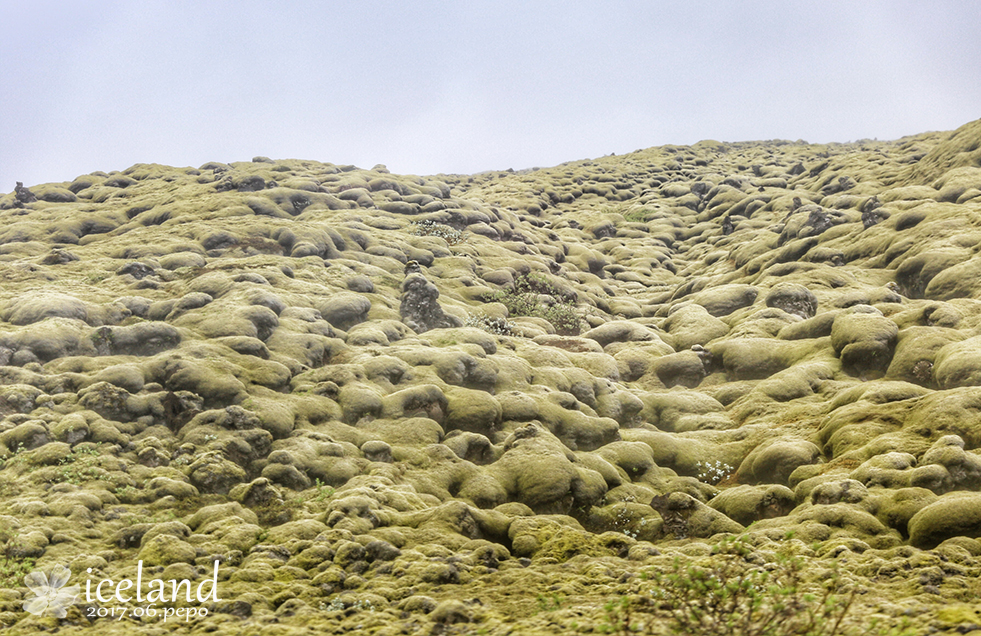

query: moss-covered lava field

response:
[3,119,981,634]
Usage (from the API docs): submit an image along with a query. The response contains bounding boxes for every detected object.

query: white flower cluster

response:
[464,313,515,336]
[614,506,638,539]
[696,460,734,485]
[320,597,375,612]
[409,220,466,245]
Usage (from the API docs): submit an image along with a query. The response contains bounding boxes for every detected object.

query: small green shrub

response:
[113,484,137,498]
[56,445,110,485]
[622,207,658,223]
[539,303,584,336]
[280,479,335,513]
[5,443,111,485]
[600,534,912,636]
[85,271,109,284]
[0,556,36,589]
[536,593,564,613]
[314,478,335,502]
[492,272,583,336]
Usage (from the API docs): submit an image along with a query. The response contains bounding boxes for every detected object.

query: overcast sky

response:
[2,1,979,189]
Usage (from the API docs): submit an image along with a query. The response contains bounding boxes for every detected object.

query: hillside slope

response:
[1,121,981,634]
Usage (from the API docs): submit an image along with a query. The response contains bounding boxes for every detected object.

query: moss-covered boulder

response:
[487,423,601,514]
[830,307,898,376]
[934,336,981,389]
[691,284,759,318]
[137,534,198,566]
[764,283,818,319]
[737,439,822,486]
[707,484,796,526]
[909,493,981,549]
[650,491,745,539]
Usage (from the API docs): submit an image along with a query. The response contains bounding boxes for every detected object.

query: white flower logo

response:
[23,565,80,618]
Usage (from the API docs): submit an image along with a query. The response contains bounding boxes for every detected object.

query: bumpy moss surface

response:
[2,123,981,634]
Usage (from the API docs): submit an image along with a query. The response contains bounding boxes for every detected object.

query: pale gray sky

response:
[2,1,979,189]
